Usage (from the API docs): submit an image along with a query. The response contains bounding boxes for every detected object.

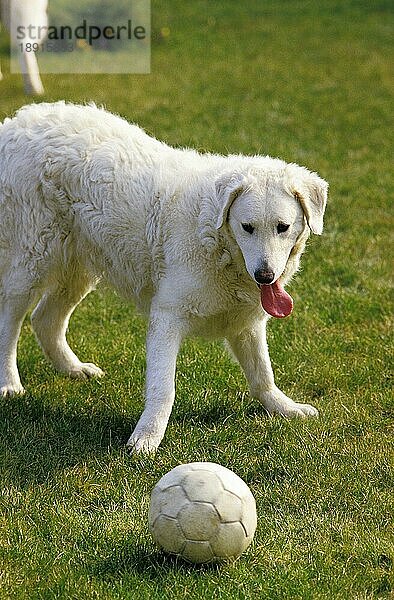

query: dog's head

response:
[215,163,328,317]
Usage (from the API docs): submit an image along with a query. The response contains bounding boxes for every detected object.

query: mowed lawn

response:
[0,1,393,599]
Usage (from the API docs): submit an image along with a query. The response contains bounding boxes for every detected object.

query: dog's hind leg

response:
[0,292,31,396]
[31,270,104,379]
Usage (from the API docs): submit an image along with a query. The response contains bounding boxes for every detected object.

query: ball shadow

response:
[88,540,224,582]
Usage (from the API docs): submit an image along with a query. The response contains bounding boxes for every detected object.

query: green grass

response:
[0,1,393,598]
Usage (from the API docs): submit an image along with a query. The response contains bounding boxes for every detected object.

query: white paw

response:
[292,402,319,418]
[0,382,25,397]
[126,432,162,455]
[68,362,104,379]
[261,388,319,419]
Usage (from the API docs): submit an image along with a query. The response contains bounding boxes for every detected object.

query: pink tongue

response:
[260,281,293,318]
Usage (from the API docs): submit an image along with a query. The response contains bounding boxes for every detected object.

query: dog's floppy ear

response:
[291,169,328,235]
[215,173,248,230]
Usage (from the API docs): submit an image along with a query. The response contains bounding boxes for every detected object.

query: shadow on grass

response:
[0,385,252,488]
[0,390,133,488]
[173,389,274,425]
[88,540,223,582]
[0,371,315,491]
[0,381,299,489]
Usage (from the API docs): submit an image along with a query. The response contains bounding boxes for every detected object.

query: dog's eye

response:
[277,223,290,234]
[241,223,254,234]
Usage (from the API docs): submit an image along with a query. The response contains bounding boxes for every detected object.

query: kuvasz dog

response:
[0,102,328,453]
[0,0,48,95]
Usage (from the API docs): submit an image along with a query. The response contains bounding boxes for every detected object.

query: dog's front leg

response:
[226,320,319,418]
[127,309,185,454]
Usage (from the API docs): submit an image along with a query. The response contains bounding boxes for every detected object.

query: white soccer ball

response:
[149,462,257,563]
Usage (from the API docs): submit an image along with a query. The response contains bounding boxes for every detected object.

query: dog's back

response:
[0,102,172,302]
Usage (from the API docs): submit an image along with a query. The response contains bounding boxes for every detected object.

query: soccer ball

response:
[149,462,257,563]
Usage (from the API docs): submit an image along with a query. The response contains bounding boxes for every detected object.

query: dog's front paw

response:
[0,382,25,397]
[68,363,104,379]
[126,431,162,455]
[261,387,319,418]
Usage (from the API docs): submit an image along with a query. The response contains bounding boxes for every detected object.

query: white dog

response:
[0,102,328,453]
[0,0,47,95]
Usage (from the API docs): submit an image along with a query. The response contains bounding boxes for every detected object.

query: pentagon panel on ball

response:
[149,462,257,564]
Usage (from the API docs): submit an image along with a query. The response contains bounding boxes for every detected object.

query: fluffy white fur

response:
[0,0,48,95]
[0,102,328,453]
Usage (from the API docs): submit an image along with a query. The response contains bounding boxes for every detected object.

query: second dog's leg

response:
[20,51,44,96]
[31,278,103,379]
[127,309,185,454]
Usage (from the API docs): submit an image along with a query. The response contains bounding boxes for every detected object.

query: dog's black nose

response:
[254,268,275,285]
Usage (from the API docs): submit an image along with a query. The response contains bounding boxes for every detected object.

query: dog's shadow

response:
[0,388,133,488]
[0,363,280,490]
[0,384,241,487]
